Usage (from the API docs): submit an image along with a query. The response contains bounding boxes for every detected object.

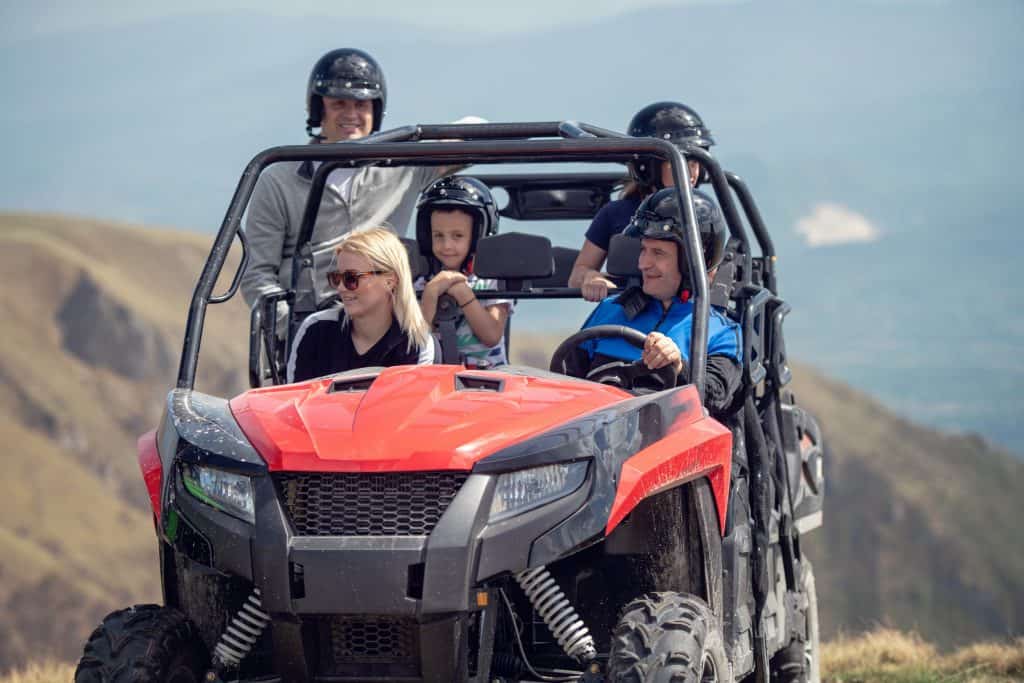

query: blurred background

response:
[0,0,1021,675]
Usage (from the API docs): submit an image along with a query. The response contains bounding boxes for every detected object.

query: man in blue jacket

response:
[577,189,742,412]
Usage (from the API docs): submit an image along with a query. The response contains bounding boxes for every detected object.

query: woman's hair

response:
[621,179,656,200]
[335,227,431,353]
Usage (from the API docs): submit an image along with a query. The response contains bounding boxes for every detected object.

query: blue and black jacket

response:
[577,288,743,411]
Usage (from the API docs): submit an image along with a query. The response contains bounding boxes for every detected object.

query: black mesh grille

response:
[329,616,418,663]
[273,471,468,536]
[315,616,420,676]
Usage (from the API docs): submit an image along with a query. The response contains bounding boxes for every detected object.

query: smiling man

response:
[575,189,742,410]
[241,48,452,309]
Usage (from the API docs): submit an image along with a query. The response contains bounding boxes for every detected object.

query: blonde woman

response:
[287,227,437,382]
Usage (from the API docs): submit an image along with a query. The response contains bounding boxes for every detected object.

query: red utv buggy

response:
[76,121,825,682]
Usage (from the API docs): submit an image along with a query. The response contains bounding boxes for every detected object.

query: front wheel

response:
[608,592,729,682]
[75,604,208,683]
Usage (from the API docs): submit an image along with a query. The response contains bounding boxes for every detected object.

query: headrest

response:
[534,246,580,288]
[400,237,430,280]
[606,233,641,279]
[474,232,554,281]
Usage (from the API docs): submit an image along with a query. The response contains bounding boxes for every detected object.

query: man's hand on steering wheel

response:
[548,325,681,392]
[642,332,684,377]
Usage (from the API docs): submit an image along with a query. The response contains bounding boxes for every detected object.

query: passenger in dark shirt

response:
[570,101,715,302]
[287,227,436,382]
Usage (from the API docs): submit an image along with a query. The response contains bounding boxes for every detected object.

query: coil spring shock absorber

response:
[515,566,597,662]
[210,588,272,671]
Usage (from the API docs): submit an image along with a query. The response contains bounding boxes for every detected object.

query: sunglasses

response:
[327,270,385,291]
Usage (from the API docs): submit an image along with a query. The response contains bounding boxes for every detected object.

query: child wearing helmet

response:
[414,176,513,368]
[569,101,716,303]
[574,189,741,411]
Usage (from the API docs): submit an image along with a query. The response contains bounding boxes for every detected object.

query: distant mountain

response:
[1,212,1021,672]
[1,1,1022,455]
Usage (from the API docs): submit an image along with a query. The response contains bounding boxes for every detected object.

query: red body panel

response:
[607,409,732,535]
[228,366,732,536]
[230,365,631,472]
[137,429,162,522]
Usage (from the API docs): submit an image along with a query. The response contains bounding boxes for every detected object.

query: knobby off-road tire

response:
[75,604,208,683]
[608,592,730,683]
[769,561,820,683]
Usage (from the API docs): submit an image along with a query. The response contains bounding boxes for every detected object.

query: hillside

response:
[0,213,248,669]
[0,213,1021,672]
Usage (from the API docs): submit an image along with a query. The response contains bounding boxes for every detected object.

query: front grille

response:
[330,616,418,662]
[317,616,420,677]
[274,471,468,536]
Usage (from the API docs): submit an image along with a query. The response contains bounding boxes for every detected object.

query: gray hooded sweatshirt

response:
[240,159,444,309]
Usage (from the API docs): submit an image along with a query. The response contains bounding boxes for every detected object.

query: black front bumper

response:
[168,465,593,681]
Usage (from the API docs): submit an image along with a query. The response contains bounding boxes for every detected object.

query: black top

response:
[287,307,435,383]
[584,197,643,251]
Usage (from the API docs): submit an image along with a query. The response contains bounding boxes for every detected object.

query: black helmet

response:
[415,176,500,270]
[627,101,715,188]
[624,188,727,290]
[306,48,387,136]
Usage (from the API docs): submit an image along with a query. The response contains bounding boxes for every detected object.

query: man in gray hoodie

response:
[241,47,450,309]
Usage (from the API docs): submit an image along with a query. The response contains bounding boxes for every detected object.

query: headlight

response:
[182,464,255,524]
[489,462,588,522]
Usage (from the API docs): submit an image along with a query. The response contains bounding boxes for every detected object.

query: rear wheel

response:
[769,561,820,683]
[608,592,729,682]
[75,604,208,683]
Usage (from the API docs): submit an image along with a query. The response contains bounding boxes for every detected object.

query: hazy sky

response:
[1,0,722,39]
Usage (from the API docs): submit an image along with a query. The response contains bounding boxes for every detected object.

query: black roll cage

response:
[179,121,778,404]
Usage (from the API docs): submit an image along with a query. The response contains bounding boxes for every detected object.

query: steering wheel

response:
[549,325,679,392]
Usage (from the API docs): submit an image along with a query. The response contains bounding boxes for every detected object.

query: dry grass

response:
[822,628,1024,683]
[823,628,939,672]
[941,638,1024,678]
[0,661,74,683]
[6,630,1022,683]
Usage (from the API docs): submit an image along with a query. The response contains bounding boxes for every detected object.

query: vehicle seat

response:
[606,233,642,288]
[710,237,742,310]
[400,237,430,281]
[534,246,580,288]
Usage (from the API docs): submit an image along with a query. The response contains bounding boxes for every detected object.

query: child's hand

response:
[426,271,468,296]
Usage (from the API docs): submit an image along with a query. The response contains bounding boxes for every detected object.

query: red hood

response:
[229,365,630,472]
